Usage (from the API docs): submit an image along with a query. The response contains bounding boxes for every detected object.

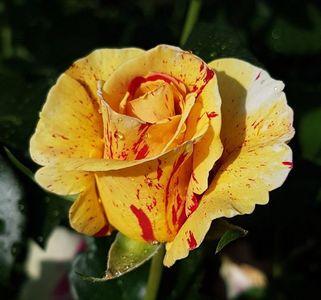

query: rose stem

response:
[179,0,202,47]
[144,245,165,300]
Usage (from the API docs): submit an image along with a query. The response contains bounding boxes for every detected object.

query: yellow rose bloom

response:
[30,45,294,267]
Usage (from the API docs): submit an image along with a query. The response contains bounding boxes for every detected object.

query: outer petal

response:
[96,143,193,243]
[35,165,110,237]
[65,48,145,105]
[35,165,92,196]
[164,58,294,266]
[69,178,110,237]
[208,58,294,151]
[184,73,223,215]
[30,74,103,166]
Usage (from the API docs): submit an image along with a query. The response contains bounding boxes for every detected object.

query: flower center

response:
[121,73,187,123]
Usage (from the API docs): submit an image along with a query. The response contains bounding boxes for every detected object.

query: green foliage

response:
[215,227,248,254]
[106,233,161,280]
[69,237,149,300]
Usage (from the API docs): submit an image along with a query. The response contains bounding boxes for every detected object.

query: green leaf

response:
[78,233,161,281]
[69,237,149,300]
[107,233,161,279]
[0,152,26,285]
[3,147,34,181]
[299,107,321,166]
[207,219,247,241]
[215,227,248,254]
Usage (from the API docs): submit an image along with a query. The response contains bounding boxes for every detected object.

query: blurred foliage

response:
[0,0,320,299]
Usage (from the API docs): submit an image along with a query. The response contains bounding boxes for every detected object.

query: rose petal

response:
[102,45,215,112]
[95,143,193,243]
[65,48,145,105]
[100,99,181,160]
[164,58,294,266]
[126,84,175,123]
[184,74,223,215]
[209,58,294,151]
[35,165,92,195]
[69,177,110,237]
[30,74,103,166]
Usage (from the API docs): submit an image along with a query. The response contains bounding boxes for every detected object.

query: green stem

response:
[179,0,202,46]
[144,245,165,300]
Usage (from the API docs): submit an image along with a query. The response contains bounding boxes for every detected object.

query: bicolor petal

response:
[96,143,193,243]
[102,45,216,111]
[30,74,103,166]
[164,58,294,266]
[35,165,92,196]
[65,48,145,105]
[69,178,111,237]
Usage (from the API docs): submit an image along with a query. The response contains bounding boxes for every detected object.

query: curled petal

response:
[100,92,197,160]
[184,74,223,215]
[65,48,145,105]
[102,44,216,112]
[164,58,294,266]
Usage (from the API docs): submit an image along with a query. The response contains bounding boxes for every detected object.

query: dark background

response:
[0,0,321,299]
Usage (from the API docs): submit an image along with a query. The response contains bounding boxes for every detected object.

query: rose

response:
[30,45,294,266]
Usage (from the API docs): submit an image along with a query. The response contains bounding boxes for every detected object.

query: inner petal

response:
[126,84,175,123]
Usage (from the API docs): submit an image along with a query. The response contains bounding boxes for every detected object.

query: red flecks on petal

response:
[176,194,183,207]
[52,133,69,140]
[138,123,151,133]
[282,161,293,169]
[128,73,180,98]
[144,176,153,187]
[135,144,150,160]
[127,76,146,97]
[94,225,109,237]
[251,119,263,129]
[157,159,163,180]
[191,172,199,183]
[194,66,215,96]
[188,193,200,215]
[120,150,128,160]
[199,62,205,72]
[130,205,155,242]
[255,71,261,80]
[204,68,215,83]
[172,206,178,226]
[187,230,197,250]
[145,73,173,85]
[132,124,150,155]
[147,198,157,212]
[136,189,140,199]
[165,153,188,206]
[172,194,187,229]
[206,111,218,119]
